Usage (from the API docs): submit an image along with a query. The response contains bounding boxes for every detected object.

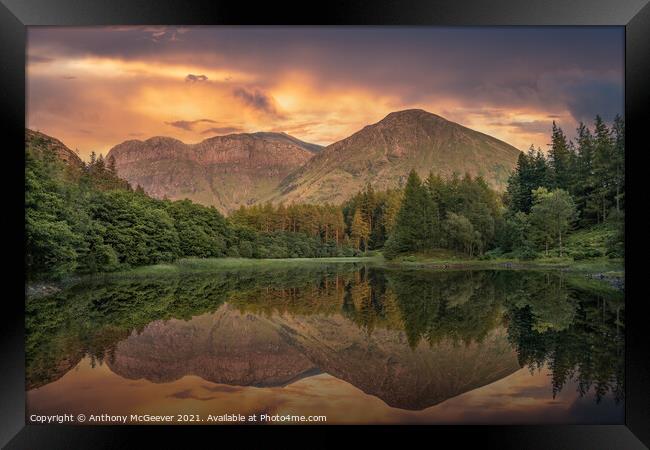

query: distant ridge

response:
[106,131,321,213]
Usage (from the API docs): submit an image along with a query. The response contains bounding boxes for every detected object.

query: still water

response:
[26,265,624,424]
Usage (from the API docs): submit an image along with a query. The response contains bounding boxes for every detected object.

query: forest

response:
[354,114,624,261]
[25,139,357,280]
[25,115,624,280]
[230,115,625,261]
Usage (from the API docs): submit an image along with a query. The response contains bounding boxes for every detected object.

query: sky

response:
[26,26,624,161]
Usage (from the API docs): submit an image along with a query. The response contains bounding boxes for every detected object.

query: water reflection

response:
[26,266,624,422]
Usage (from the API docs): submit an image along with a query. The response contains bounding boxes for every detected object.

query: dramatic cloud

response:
[185,74,208,83]
[26,26,623,160]
[505,120,554,136]
[232,87,282,117]
[201,126,244,135]
[164,118,217,131]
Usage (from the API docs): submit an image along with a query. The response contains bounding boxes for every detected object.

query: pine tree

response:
[350,209,370,251]
[592,116,614,223]
[506,146,550,215]
[574,122,596,224]
[425,172,445,244]
[612,115,625,213]
[107,155,117,174]
[548,122,572,190]
[384,170,433,257]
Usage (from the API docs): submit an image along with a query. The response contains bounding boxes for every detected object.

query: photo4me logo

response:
[205,413,327,423]
[259,414,327,423]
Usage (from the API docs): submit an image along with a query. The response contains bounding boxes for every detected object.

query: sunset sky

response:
[27,26,624,161]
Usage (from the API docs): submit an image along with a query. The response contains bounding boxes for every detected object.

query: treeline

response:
[25,138,355,280]
[500,115,624,258]
[230,203,346,243]
[231,188,404,252]
[104,113,624,267]
[341,187,402,251]
[379,115,625,259]
[383,172,501,258]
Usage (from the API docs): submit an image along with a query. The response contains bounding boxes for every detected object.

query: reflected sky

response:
[25,267,624,424]
[27,344,622,425]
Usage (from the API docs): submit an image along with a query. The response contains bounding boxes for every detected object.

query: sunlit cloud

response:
[26,26,623,161]
[201,126,244,135]
[164,119,217,131]
[185,74,208,83]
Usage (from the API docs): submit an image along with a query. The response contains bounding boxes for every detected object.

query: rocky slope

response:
[25,129,85,169]
[270,109,521,205]
[106,132,322,213]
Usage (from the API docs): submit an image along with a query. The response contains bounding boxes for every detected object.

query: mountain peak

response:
[143,136,186,146]
[271,110,521,205]
[381,108,445,122]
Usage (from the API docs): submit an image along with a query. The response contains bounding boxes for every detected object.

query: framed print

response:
[1,0,649,448]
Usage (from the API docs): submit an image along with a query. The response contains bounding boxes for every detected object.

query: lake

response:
[25,265,624,424]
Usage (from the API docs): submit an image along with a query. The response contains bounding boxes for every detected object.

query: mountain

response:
[25,129,84,169]
[247,132,324,155]
[36,109,522,212]
[270,109,521,205]
[106,132,323,213]
[106,304,520,410]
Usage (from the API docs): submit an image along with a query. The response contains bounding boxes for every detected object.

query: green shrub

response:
[480,247,504,260]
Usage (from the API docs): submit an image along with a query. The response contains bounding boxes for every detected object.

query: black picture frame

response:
[2,0,648,448]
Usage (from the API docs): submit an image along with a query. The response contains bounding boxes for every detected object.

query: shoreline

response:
[26,255,624,298]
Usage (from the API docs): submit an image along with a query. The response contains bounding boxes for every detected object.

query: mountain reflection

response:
[26,266,624,410]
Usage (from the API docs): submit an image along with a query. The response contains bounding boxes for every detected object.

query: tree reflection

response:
[26,266,623,404]
[504,274,624,403]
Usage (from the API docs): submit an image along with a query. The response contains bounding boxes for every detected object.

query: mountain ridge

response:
[106,131,321,213]
[269,109,521,205]
[30,109,523,212]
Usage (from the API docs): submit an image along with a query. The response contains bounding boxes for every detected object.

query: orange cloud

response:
[26,27,622,161]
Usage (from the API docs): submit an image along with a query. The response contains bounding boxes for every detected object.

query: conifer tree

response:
[592,116,614,222]
[548,122,572,190]
[612,115,625,213]
[384,170,433,257]
[350,209,370,251]
[573,122,595,224]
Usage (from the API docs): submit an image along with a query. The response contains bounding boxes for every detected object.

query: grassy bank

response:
[28,252,623,299]
[26,250,624,296]
[112,252,623,277]
[110,256,383,278]
[386,253,623,274]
